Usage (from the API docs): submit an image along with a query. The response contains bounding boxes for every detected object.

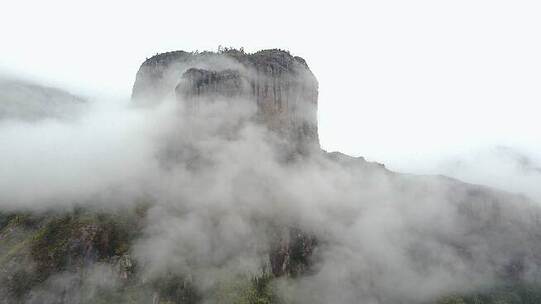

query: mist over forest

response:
[1,46,541,304]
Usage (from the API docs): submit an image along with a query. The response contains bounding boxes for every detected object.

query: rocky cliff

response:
[132,49,319,154]
[4,49,541,304]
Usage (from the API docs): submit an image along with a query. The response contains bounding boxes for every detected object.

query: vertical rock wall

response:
[132,49,320,153]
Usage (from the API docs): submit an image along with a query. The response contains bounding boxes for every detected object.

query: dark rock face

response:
[269,227,317,277]
[176,68,248,117]
[132,49,319,154]
[132,50,192,103]
[177,68,245,100]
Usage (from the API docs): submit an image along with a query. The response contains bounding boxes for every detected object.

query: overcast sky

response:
[1,0,540,177]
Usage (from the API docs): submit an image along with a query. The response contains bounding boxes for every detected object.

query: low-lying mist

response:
[2,76,541,304]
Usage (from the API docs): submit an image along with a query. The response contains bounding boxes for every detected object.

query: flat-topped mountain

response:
[3,49,541,304]
[132,49,319,154]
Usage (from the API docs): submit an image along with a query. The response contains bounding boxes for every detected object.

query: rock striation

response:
[132,49,319,154]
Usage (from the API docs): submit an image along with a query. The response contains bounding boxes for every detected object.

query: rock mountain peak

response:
[132,49,319,154]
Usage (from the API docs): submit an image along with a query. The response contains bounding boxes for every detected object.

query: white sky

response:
[1,0,541,175]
